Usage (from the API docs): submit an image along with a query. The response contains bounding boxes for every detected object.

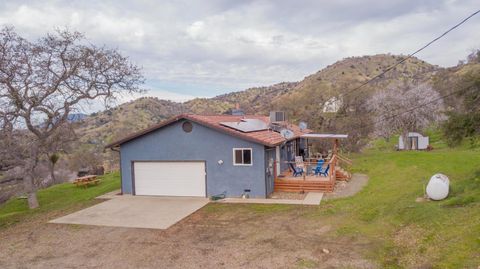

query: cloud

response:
[0,0,479,99]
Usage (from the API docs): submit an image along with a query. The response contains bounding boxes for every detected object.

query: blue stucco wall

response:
[120,120,267,198]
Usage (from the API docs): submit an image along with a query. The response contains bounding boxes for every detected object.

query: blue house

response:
[105,113,311,198]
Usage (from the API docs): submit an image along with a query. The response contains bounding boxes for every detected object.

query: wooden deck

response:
[274,178,335,192]
[274,155,338,193]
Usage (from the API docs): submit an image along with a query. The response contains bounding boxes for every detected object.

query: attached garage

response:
[133,161,206,197]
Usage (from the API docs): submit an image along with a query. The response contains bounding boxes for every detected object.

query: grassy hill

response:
[340,140,480,268]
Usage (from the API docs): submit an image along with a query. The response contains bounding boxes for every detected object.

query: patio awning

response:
[301,133,348,139]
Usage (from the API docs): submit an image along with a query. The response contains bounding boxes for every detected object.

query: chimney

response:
[269,111,285,122]
[231,103,244,116]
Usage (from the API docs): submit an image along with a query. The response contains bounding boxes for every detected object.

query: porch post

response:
[333,138,339,155]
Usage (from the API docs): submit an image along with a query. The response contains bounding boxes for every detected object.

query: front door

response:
[265,148,275,196]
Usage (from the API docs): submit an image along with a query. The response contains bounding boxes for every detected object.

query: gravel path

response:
[324,173,369,200]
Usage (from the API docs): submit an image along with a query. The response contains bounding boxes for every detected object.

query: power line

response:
[340,9,480,99]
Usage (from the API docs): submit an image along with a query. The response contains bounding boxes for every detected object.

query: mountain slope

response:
[76,54,446,153]
[272,54,438,120]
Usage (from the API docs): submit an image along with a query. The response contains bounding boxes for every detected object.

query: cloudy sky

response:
[1,0,479,102]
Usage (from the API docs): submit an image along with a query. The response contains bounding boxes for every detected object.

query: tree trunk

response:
[50,163,56,184]
[24,146,40,209]
[403,131,411,150]
[23,168,39,209]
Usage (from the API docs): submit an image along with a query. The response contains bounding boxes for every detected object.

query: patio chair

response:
[295,156,305,169]
[288,162,304,177]
[318,164,330,177]
[311,159,325,175]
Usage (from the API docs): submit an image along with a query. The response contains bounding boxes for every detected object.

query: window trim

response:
[232,148,253,166]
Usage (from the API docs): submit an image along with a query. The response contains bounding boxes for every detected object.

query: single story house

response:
[398,132,429,150]
[105,113,311,198]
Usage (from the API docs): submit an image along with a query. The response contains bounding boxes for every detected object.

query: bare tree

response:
[368,84,444,147]
[0,27,143,208]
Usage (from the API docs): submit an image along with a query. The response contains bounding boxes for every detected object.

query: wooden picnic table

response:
[73,175,100,188]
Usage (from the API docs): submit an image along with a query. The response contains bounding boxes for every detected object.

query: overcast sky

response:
[1,0,479,102]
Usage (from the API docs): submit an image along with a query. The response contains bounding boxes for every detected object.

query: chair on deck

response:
[295,156,305,169]
[317,164,330,177]
[312,160,328,176]
[288,162,304,177]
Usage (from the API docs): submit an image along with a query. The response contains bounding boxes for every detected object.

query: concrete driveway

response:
[49,195,209,229]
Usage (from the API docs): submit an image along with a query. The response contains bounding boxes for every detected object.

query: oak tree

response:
[0,27,143,208]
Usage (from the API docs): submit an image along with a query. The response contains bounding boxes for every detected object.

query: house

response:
[105,113,312,198]
[398,132,429,150]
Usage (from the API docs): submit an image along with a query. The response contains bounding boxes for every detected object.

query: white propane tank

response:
[426,173,450,200]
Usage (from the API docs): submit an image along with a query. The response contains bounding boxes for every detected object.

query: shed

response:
[398,132,429,150]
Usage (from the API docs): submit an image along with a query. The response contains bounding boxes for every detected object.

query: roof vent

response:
[269,111,285,122]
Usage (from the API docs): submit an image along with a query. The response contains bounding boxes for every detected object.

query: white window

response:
[233,148,253,166]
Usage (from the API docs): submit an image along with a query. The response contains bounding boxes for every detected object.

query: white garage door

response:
[133,162,206,197]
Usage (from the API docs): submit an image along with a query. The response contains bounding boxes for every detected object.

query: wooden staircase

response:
[335,166,351,181]
[335,154,352,181]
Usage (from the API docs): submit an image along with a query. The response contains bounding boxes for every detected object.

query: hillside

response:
[79,54,439,148]
[75,97,185,147]
[185,82,298,115]
[272,54,438,123]
[69,53,480,166]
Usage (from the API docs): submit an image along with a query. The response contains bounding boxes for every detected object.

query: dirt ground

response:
[0,201,378,269]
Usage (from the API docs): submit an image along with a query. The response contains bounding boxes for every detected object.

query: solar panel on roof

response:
[220,118,269,132]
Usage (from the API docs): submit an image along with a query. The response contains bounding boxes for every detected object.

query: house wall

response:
[119,120,267,198]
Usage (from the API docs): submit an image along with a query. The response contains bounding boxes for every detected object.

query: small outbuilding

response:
[398,132,429,150]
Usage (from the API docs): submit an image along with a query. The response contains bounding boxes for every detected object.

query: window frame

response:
[232,148,253,166]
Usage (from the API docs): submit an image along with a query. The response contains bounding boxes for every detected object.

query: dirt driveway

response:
[0,202,377,269]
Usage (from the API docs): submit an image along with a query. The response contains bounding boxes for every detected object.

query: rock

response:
[322,248,330,254]
[415,197,427,203]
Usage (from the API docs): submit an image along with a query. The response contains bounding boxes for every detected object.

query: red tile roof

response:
[105,114,311,148]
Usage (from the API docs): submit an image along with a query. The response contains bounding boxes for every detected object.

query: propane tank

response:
[426,173,449,200]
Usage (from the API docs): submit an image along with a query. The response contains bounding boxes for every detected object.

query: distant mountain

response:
[74,53,469,153]
[67,113,88,123]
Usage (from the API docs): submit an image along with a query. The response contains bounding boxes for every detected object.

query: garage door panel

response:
[134,162,206,197]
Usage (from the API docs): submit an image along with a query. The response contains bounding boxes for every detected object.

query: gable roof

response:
[105,113,311,149]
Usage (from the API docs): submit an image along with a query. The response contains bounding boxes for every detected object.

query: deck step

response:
[274,180,335,192]
[335,166,351,181]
